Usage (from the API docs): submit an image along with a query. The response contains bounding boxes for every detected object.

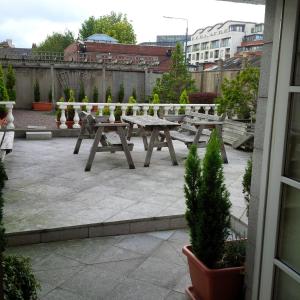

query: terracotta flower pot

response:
[182,245,244,300]
[32,102,53,111]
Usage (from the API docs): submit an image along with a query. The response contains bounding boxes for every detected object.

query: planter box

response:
[183,245,244,300]
[32,102,53,111]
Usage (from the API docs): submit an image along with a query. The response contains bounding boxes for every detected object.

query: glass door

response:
[259,0,300,299]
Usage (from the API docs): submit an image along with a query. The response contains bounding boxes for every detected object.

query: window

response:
[192,44,200,51]
[214,50,219,59]
[196,53,200,61]
[229,24,245,32]
[200,52,204,60]
[220,38,230,47]
[187,46,192,53]
[210,40,220,49]
[204,51,209,60]
[201,42,209,50]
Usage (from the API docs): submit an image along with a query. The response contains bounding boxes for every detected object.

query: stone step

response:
[26,131,52,140]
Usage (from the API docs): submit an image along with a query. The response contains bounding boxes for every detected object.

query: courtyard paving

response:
[3,137,250,234]
[6,229,191,300]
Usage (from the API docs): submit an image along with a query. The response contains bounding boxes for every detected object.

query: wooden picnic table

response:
[122,115,180,167]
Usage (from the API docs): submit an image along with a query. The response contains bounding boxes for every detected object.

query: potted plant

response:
[56,90,76,129]
[242,158,252,217]
[183,131,246,300]
[92,86,99,112]
[32,80,53,111]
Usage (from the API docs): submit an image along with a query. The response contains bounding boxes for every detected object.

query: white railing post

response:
[143,105,149,116]
[5,103,15,129]
[153,105,159,118]
[98,104,104,116]
[73,105,81,128]
[214,105,218,116]
[163,106,169,119]
[59,104,67,129]
[109,105,116,123]
[185,105,191,115]
[204,106,210,115]
[86,105,92,115]
[174,105,180,116]
[121,105,127,119]
[133,105,138,116]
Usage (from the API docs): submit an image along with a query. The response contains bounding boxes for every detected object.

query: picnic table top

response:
[188,120,224,126]
[122,115,180,128]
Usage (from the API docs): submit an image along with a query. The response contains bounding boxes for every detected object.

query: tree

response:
[179,89,189,114]
[105,86,112,102]
[5,65,16,101]
[78,81,85,102]
[216,66,260,119]
[118,83,125,103]
[0,65,9,102]
[153,43,195,103]
[92,86,99,102]
[35,30,75,52]
[131,88,137,101]
[33,80,40,102]
[79,12,136,44]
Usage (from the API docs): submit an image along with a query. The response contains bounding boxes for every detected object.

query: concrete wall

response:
[245,0,276,299]
[1,63,161,108]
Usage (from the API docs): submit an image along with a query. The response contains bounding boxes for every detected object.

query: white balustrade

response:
[55,102,217,129]
[5,102,15,129]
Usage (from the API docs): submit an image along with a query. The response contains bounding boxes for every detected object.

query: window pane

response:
[293,8,300,85]
[277,184,300,273]
[285,94,300,181]
[273,268,300,300]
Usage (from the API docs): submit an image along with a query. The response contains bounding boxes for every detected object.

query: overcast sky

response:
[0,0,265,48]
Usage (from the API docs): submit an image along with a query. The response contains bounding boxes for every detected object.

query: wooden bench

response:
[73,112,135,171]
[161,112,228,163]
[0,131,15,161]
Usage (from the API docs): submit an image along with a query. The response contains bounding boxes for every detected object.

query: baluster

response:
[174,105,180,116]
[163,106,169,119]
[143,105,149,116]
[204,106,210,115]
[73,105,81,128]
[121,105,127,119]
[153,105,159,117]
[185,105,191,115]
[5,103,15,129]
[86,105,92,115]
[109,105,116,123]
[132,105,138,116]
[59,104,67,129]
[98,104,104,116]
[213,105,218,116]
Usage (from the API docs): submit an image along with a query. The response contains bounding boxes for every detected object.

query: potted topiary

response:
[32,80,53,111]
[0,64,9,120]
[183,130,246,300]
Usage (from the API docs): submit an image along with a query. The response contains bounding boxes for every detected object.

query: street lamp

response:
[163,16,188,65]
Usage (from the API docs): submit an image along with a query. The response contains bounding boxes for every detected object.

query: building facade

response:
[187,21,264,64]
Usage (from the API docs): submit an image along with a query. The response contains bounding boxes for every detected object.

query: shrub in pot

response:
[32,80,53,111]
[183,131,246,300]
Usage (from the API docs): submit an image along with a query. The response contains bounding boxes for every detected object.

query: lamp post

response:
[163,16,188,65]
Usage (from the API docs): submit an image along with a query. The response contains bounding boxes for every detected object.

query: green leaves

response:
[79,12,136,44]
[33,80,40,102]
[216,66,260,119]
[184,131,231,268]
[35,30,75,53]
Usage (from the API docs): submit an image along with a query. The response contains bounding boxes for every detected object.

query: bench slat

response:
[0,132,4,146]
[1,131,14,152]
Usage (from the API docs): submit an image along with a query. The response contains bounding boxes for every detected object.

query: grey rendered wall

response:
[245,0,277,299]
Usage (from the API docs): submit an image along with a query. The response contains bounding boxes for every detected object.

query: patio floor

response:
[5,229,191,300]
[3,137,250,236]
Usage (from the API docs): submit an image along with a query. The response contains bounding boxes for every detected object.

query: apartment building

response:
[187,21,264,64]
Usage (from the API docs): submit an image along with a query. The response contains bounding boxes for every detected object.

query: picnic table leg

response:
[117,127,135,169]
[85,127,103,171]
[139,126,148,151]
[216,125,228,164]
[73,126,85,154]
[127,124,133,141]
[164,129,178,166]
[144,129,158,167]
[193,125,204,146]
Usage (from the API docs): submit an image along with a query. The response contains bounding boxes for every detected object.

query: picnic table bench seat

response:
[0,131,15,160]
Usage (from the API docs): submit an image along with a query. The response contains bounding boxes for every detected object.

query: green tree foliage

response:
[118,83,125,103]
[5,65,16,101]
[103,95,112,116]
[64,88,70,100]
[185,131,231,268]
[242,158,252,217]
[33,80,40,102]
[67,89,75,121]
[35,30,75,52]
[78,81,85,102]
[179,89,189,114]
[79,12,136,44]
[131,88,137,101]
[149,93,160,116]
[126,96,136,115]
[105,86,112,102]
[216,66,260,119]
[0,65,9,102]
[92,86,99,102]
[153,43,195,103]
